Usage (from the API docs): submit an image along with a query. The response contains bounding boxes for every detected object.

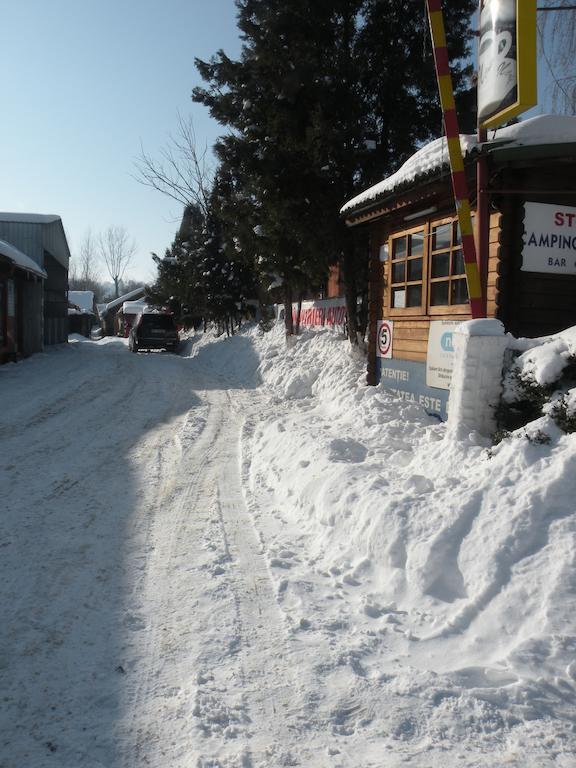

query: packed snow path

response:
[0,337,315,767]
[1,331,575,767]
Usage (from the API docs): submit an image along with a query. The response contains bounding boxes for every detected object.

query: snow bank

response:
[240,322,576,764]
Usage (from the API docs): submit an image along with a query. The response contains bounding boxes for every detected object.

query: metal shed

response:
[0,213,71,349]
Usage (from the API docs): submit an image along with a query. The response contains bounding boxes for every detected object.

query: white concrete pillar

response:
[448,319,509,436]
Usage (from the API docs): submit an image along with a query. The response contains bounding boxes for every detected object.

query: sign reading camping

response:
[377,320,393,359]
[478,0,537,130]
[522,202,576,275]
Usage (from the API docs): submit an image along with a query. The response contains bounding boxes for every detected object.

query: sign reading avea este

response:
[522,203,576,275]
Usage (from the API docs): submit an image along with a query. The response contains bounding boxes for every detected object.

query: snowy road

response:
[0,337,307,767]
[2,331,575,768]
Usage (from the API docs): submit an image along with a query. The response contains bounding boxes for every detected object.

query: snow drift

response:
[238,323,576,764]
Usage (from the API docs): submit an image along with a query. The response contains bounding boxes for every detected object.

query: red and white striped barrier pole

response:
[426,0,485,318]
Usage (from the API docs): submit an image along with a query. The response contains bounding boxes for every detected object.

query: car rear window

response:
[139,314,176,330]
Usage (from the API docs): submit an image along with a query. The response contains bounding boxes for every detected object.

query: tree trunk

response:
[295,293,303,335]
[283,283,294,337]
[342,240,358,345]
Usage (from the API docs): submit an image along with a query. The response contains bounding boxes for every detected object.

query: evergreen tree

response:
[193,0,475,341]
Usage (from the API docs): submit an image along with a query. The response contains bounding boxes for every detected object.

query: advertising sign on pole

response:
[522,202,576,275]
[478,0,537,129]
[377,320,393,359]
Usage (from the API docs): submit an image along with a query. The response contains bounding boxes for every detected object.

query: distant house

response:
[100,287,146,336]
[68,290,98,337]
[0,213,70,362]
[121,299,148,337]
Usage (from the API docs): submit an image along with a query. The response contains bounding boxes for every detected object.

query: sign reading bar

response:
[478,0,537,130]
[522,202,576,275]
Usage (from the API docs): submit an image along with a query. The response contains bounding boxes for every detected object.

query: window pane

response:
[451,278,469,305]
[406,285,421,307]
[430,281,449,306]
[409,231,424,256]
[391,262,405,283]
[432,223,451,251]
[431,253,450,278]
[407,258,422,281]
[392,288,406,308]
[392,237,407,259]
[452,249,464,275]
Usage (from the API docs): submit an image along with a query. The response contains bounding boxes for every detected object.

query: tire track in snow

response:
[116,385,309,767]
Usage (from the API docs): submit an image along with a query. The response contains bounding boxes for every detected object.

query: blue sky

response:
[0,3,563,285]
[0,0,241,283]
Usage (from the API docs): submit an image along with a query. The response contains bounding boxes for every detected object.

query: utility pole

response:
[426,0,485,318]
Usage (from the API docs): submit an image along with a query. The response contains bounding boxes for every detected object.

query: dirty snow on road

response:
[1,327,575,767]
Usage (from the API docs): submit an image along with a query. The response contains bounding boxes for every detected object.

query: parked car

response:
[128,313,179,353]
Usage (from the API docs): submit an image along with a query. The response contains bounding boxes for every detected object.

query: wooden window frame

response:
[384,214,472,318]
[427,215,471,317]
[387,224,427,317]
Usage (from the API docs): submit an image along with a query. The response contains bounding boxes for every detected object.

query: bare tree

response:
[98,226,137,298]
[68,230,107,298]
[538,3,576,114]
[133,113,214,216]
[77,230,101,288]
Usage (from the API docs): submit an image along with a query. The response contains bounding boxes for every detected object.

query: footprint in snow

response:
[328,437,368,463]
[403,474,434,494]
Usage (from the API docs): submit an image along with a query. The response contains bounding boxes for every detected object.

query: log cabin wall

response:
[356,142,576,417]
[492,161,576,338]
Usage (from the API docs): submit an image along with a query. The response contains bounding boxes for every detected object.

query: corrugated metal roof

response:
[0,213,71,269]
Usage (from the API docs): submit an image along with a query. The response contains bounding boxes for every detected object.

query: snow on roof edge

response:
[0,238,47,278]
[341,115,576,216]
[0,212,62,225]
[102,287,146,315]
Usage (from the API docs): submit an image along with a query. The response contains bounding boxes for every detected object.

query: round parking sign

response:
[377,320,393,358]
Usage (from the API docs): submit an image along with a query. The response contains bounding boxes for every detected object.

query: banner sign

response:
[292,298,347,327]
[426,320,460,390]
[377,320,393,359]
[478,0,537,129]
[522,202,576,275]
[379,358,448,418]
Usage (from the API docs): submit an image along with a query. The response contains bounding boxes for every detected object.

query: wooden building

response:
[342,115,576,419]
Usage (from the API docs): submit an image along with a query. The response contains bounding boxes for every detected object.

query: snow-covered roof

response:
[0,213,62,224]
[122,299,148,314]
[341,115,576,216]
[68,291,95,314]
[101,287,146,315]
[0,238,47,278]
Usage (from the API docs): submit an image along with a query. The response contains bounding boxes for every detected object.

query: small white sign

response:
[522,202,576,275]
[377,320,393,359]
[426,320,460,390]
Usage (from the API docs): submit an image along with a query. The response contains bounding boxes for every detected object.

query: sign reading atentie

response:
[522,202,576,275]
